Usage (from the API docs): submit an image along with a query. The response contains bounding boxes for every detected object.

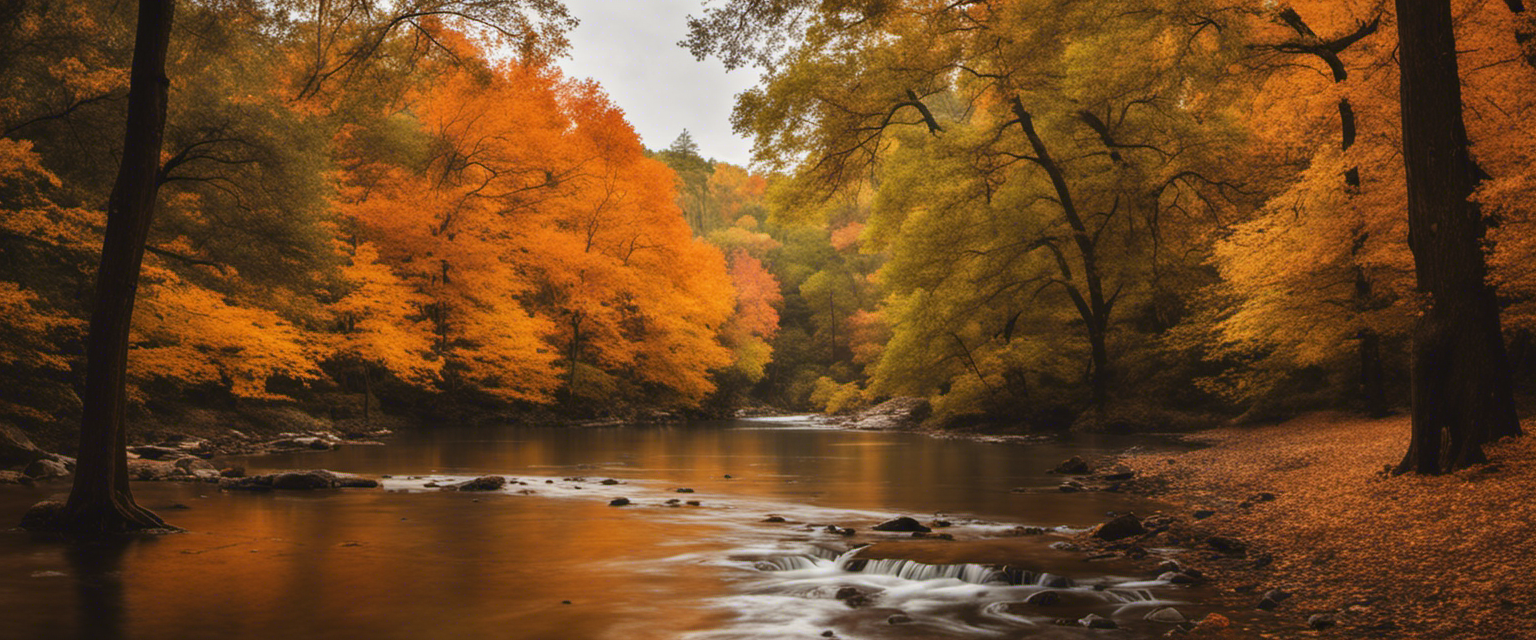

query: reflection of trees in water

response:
[67,539,134,640]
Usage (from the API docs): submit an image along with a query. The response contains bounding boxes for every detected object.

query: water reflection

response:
[68,538,131,640]
[0,419,1187,640]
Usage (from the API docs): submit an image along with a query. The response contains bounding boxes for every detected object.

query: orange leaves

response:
[335,56,742,406]
[726,251,783,341]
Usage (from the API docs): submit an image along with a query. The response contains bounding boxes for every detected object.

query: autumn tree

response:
[1395,0,1520,473]
[35,0,178,534]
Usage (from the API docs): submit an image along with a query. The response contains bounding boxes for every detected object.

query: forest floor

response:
[1115,412,1536,640]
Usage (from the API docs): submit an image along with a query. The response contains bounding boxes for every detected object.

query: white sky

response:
[557,0,761,166]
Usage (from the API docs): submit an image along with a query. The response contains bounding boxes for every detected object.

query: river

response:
[0,416,1211,640]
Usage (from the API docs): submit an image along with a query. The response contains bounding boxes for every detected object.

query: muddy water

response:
[0,417,1206,640]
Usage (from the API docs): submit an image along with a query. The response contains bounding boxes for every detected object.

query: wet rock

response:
[334,474,380,488]
[18,500,65,531]
[873,516,930,533]
[763,515,786,523]
[1024,590,1062,606]
[931,519,952,528]
[174,457,217,475]
[608,497,631,506]
[1207,535,1247,556]
[128,459,181,481]
[910,532,953,540]
[0,470,34,486]
[820,631,835,638]
[823,525,855,536]
[1155,560,1184,574]
[1010,526,1048,536]
[1308,613,1336,629]
[685,500,701,506]
[887,614,912,625]
[1192,509,1216,520]
[1146,607,1187,624]
[666,498,681,505]
[1049,541,1082,552]
[1058,480,1086,493]
[1262,588,1292,603]
[23,458,69,479]
[220,466,245,478]
[599,479,620,485]
[1091,513,1146,541]
[1159,571,1202,585]
[1079,613,1118,629]
[1041,575,1074,589]
[192,469,221,482]
[1051,456,1092,475]
[129,445,180,461]
[675,487,695,493]
[0,423,47,466]
[448,476,506,492]
[273,470,336,490]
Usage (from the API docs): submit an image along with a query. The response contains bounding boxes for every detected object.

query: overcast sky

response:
[556,0,761,166]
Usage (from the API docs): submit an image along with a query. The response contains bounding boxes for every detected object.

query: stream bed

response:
[0,416,1212,640]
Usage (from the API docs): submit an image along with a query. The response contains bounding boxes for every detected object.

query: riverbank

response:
[1107,412,1536,640]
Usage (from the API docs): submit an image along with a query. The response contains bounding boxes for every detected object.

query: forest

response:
[2,0,1534,438]
[1,0,1535,639]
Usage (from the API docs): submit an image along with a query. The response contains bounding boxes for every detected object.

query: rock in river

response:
[1050,456,1092,475]
[23,458,69,479]
[446,476,506,492]
[1090,513,1146,541]
[872,516,931,533]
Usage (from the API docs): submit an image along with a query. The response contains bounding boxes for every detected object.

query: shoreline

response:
[1097,411,1535,640]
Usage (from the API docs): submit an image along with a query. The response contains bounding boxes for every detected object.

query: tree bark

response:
[1395,0,1521,474]
[47,0,177,533]
[1010,98,1114,408]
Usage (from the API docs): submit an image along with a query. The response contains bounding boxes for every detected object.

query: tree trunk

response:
[1396,0,1521,474]
[1010,98,1114,408]
[41,0,178,534]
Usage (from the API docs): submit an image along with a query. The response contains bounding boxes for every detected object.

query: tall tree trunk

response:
[1011,98,1114,408]
[39,0,178,533]
[1396,0,1521,474]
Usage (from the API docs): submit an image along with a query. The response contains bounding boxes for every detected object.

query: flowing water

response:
[0,416,1213,640]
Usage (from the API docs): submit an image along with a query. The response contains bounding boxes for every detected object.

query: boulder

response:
[1051,456,1092,475]
[192,469,222,482]
[873,516,930,533]
[23,458,69,479]
[128,459,181,481]
[1193,509,1216,520]
[220,466,246,478]
[608,497,631,507]
[1308,614,1336,630]
[1024,590,1062,606]
[446,476,506,492]
[887,614,912,625]
[1091,513,1146,541]
[174,457,218,474]
[1145,607,1187,624]
[272,470,338,490]
[334,474,380,488]
[763,515,787,523]
[18,500,66,531]
[0,423,47,466]
[1159,571,1201,585]
[0,470,34,485]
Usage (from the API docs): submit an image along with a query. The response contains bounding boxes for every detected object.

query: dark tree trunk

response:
[1010,98,1114,408]
[1396,0,1521,474]
[1358,328,1389,417]
[42,0,177,533]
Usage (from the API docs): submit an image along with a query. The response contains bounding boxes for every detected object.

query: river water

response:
[0,416,1210,640]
